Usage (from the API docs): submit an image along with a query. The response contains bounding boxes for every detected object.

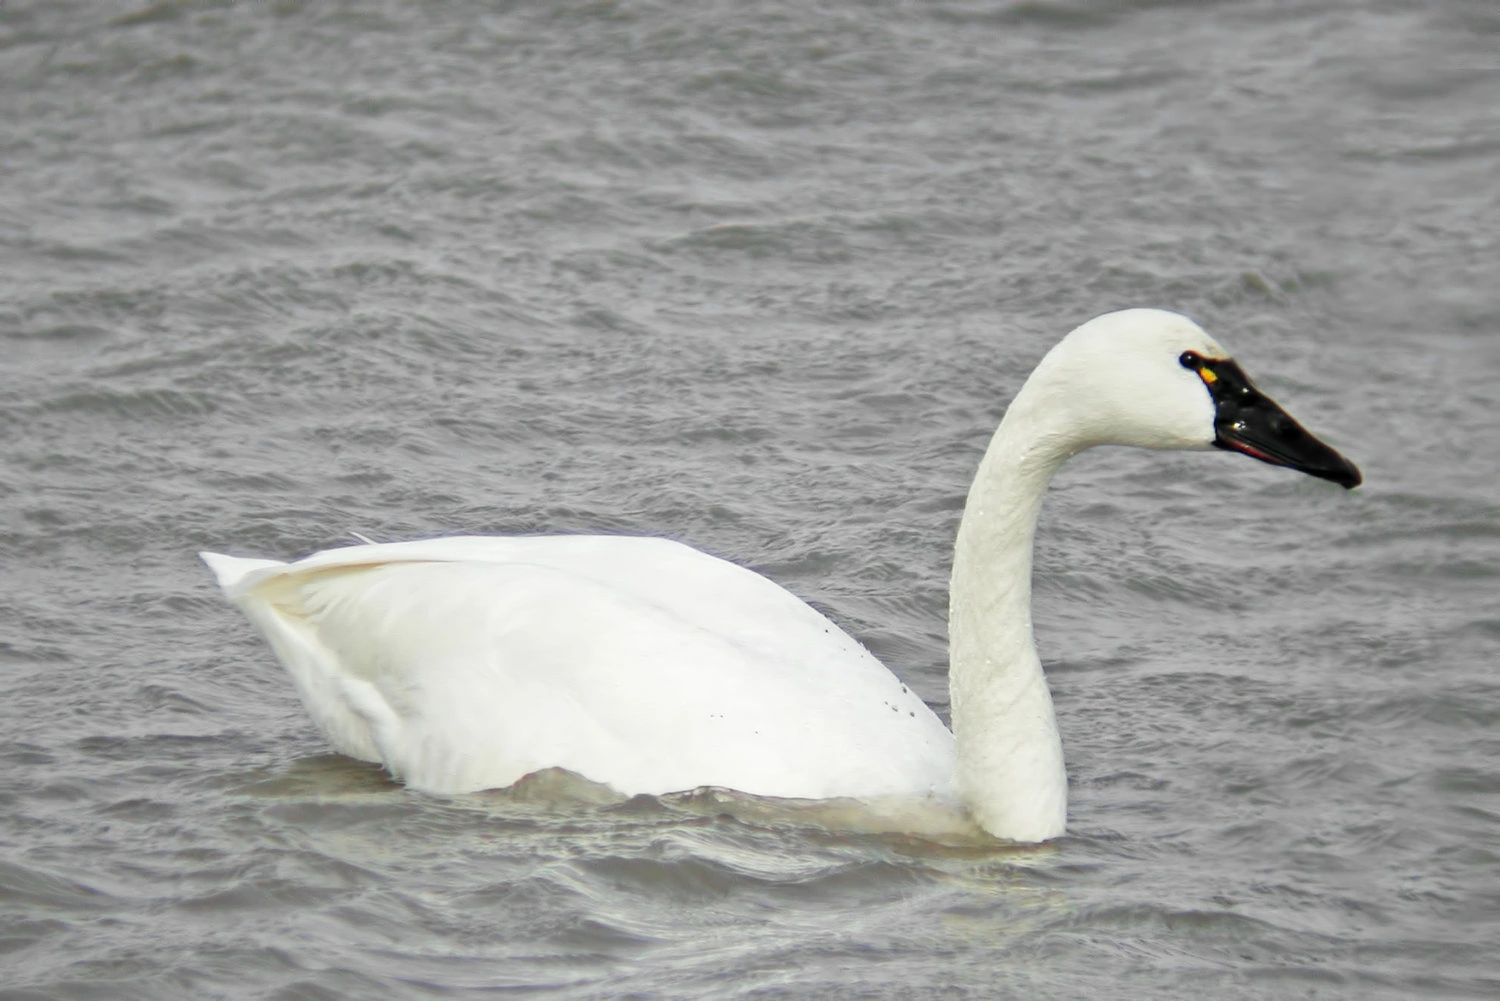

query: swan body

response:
[202,535,957,803]
[204,309,1360,842]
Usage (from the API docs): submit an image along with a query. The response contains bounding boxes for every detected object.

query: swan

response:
[201,308,1360,843]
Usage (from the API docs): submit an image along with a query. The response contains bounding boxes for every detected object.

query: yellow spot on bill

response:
[1199,367,1218,385]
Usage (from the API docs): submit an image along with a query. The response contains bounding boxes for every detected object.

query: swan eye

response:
[1182,351,1219,386]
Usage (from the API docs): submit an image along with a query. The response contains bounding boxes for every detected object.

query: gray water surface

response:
[2,1,1498,998]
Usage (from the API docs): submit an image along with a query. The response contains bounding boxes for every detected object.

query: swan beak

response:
[1189,356,1362,489]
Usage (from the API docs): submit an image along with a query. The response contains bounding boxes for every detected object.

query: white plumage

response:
[202,535,957,804]
[204,308,1358,842]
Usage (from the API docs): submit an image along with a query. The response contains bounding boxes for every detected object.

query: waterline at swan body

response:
[202,309,1360,843]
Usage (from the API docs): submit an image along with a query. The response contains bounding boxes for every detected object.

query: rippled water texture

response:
[2,1,1497,998]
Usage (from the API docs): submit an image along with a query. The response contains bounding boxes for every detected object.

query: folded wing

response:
[203,536,956,801]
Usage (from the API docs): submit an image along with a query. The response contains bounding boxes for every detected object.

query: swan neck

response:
[949,395,1072,842]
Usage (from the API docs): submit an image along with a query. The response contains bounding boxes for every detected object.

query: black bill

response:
[1180,351,1362,489]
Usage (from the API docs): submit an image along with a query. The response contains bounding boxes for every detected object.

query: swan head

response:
[1022,308,1361,488]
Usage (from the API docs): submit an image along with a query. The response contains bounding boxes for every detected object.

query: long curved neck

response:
[949,387,1076,842]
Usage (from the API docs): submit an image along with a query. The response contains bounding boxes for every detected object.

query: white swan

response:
[202,309,1360,843]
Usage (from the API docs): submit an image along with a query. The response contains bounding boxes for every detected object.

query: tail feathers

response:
[199,551,285,593]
